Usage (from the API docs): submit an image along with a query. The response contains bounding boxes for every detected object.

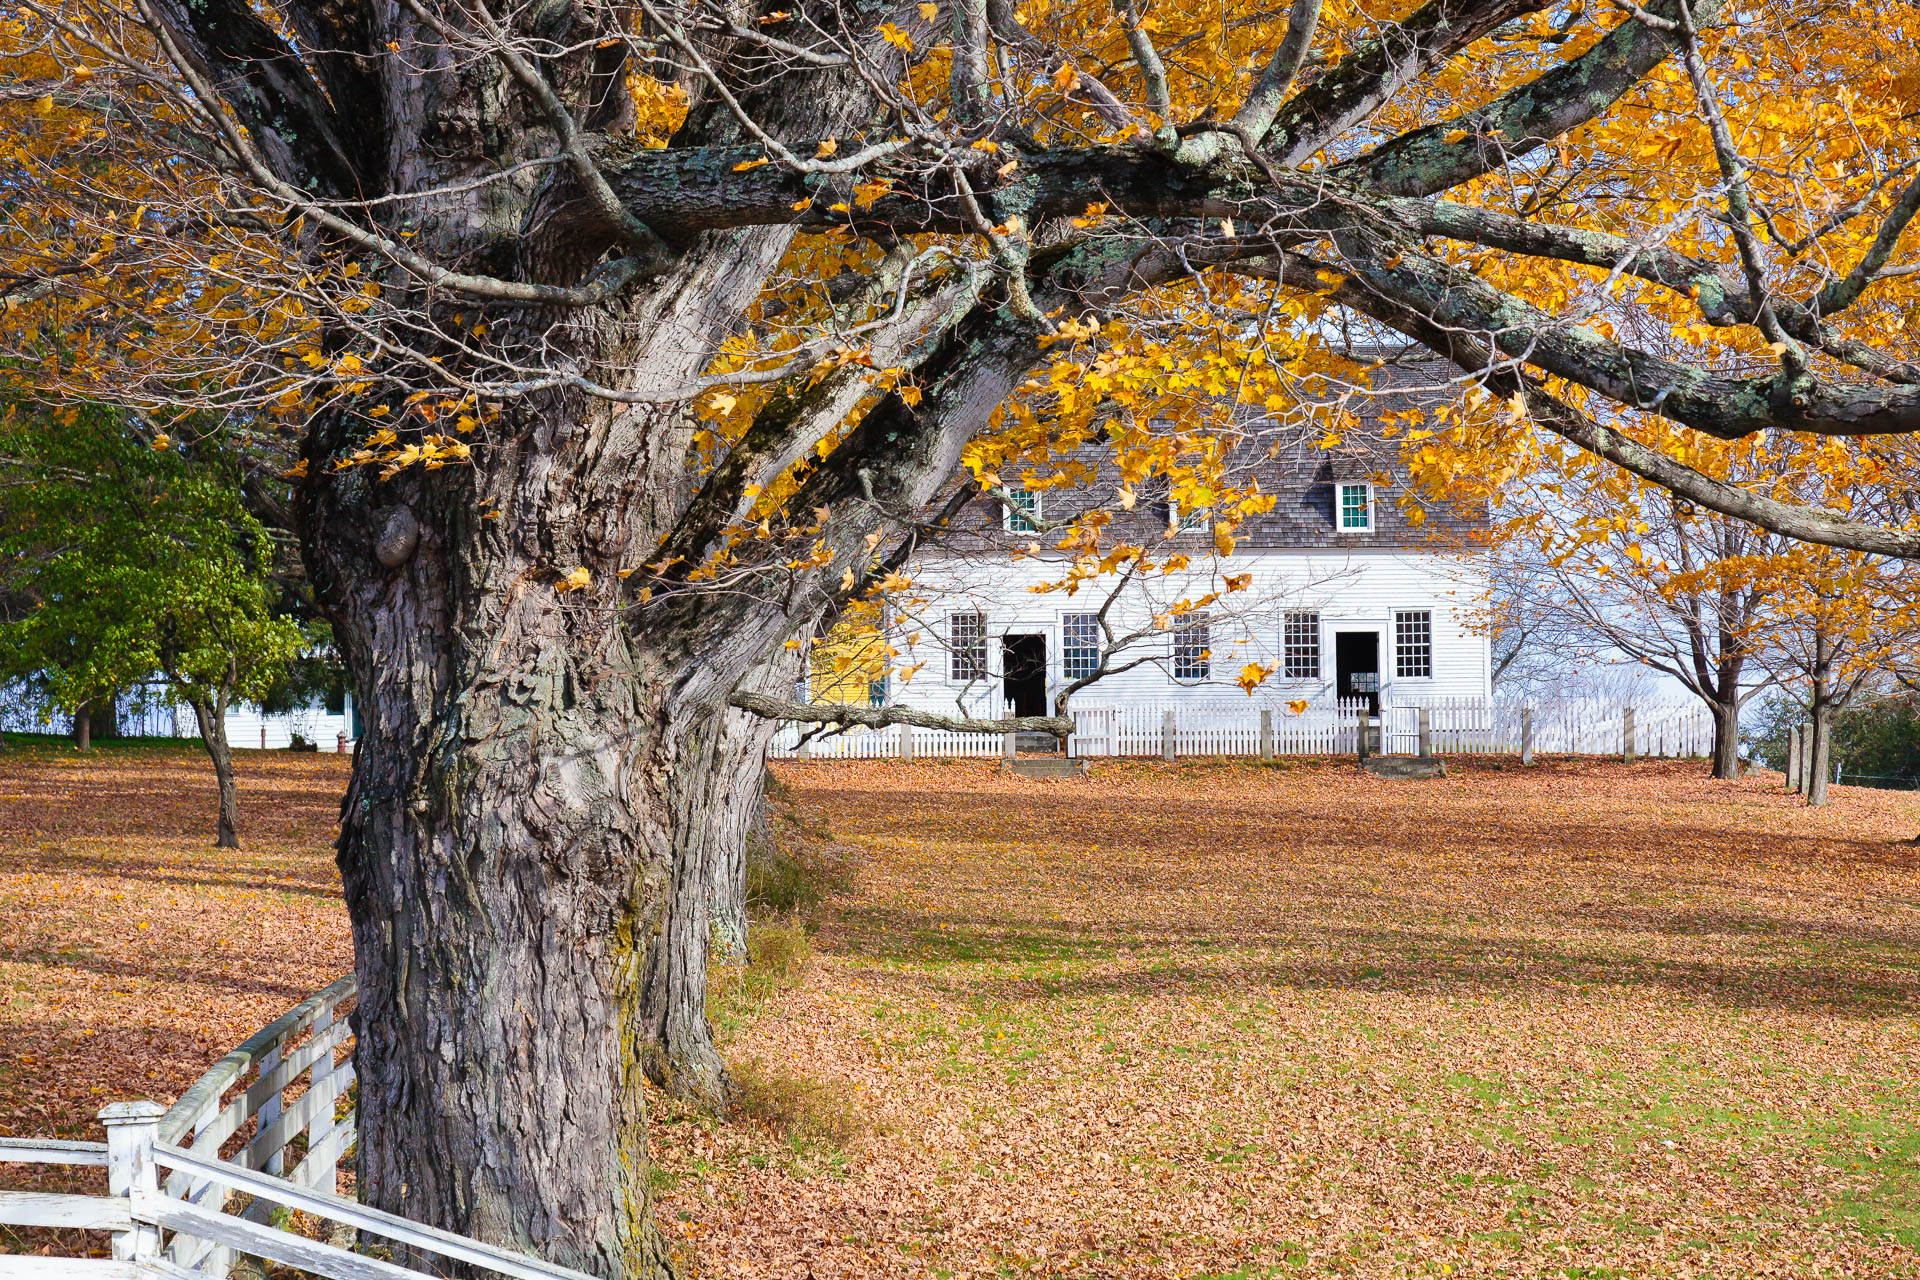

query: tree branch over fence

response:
[729,690,1073,737]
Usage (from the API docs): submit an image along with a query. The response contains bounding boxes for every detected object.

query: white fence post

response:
[1002,730,1016,761]
[1520,706,1533,765]
[100,1100,164,1263]
[255,1042,285,1177]
[1416,707,1432,759]
[1162,709,1176,762]
[1260,709,1274,760]
[898,723,914,762]
[1622,706,1636,764]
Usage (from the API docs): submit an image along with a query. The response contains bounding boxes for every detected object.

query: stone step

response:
[1004,756,1091,779]
[1360,756,1448,780]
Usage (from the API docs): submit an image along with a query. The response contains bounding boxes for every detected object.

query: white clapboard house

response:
[874,375,1492,723]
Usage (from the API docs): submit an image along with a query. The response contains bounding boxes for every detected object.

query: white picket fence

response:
[0,975,597,1280]
[767,696,1716,761]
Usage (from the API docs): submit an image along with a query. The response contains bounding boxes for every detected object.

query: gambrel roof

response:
[938,349,1488,554]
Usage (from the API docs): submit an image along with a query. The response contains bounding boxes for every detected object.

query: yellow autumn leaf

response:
[1236,662,1276,695]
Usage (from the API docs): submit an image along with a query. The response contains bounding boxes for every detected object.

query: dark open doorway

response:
[1003,634,1048,717]
[1334,631,1380,713]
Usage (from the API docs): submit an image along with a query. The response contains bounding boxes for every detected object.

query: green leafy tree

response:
[0,403,303,845]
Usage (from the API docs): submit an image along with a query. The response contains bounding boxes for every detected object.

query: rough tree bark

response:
[637,651,798,1105]
[186,694,240,848]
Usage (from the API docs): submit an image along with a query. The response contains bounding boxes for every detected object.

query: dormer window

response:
[1337,482,1374,532]
[1165,501,1208,532]
[1003,488,1039,533]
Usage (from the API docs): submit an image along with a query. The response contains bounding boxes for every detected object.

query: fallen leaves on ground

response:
[0,742,351,1142]
[659,757,1920,1279]
[5,746,1920,1277]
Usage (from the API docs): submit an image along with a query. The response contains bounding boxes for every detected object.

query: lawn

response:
[4,744,1920,1278]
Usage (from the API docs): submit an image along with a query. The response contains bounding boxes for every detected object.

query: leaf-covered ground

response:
[0,739,351,1141]
[4,743,1920,1277]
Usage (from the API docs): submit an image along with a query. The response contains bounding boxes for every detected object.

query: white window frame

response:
[1003,488,1040,533]
[1170,612,1212,683]
[1336,481,1374,533]
[1061,612,1102,681]
[949,611,988,682]
[1165,500,1208,532]
[1393,608,1434,680]
[1282,611,1321,681]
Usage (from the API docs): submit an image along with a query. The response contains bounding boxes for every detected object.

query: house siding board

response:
[890,548,1490,714]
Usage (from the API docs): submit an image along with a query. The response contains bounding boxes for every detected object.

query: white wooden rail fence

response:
[765,697,1716,761]
[0,976,595,1280]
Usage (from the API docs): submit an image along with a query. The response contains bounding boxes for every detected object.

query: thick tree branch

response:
[1232,251,1920,557]
[1343,0,1722,196]
[730,689,1073,735]
[1261,0,1549,167]
[1230,0,1323,145]
[135,0,362,197]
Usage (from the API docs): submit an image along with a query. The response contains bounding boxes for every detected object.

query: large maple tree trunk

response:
[318,471,693,1272]
[302,234,808,1269]
[335,628,681,1275]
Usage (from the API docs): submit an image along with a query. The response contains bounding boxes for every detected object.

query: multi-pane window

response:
[1062,613,1101,680]
[1394,609,1433,678]
[1171,613,1211,682]
[950,611,987,681]
[1003,488,1040,533]
[1283,611,1321,679]
[1338,482,1373,531]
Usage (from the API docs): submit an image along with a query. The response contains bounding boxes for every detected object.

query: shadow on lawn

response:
[0,944,335,1003]
[808,773,1920,879]
[822,906,1920,1015]
[1,850,341,901]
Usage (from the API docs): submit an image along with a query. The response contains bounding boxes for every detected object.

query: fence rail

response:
[766,696,1716,761]
[1,973,606,1280]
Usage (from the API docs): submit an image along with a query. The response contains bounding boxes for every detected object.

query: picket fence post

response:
[1162,709,1176,762]
[1260,709,1274,760]
[1521,706,1534,765]
[898,723,913,762]
[1622,706,1636,764]
[100,1099,165,1263]
[1416,707,1432,759]
[1002,730,1016,761]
